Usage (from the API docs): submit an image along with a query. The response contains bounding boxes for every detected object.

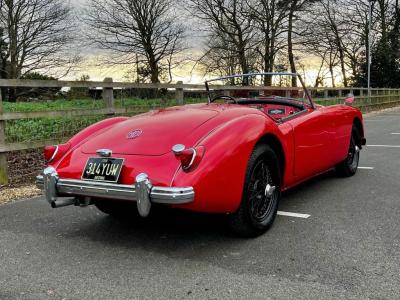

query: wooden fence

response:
[1,77,400,185]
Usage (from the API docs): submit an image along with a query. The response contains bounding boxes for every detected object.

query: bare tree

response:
[187,0,257,83]
[300,0,352,86]
[251,0,289,85]
[197,37,241,83]
[0,0,77,82]
[85,0,185,83]
[286,0,320,87]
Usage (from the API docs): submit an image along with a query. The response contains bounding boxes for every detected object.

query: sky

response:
[65,0,332,86]
[66,0,209,83]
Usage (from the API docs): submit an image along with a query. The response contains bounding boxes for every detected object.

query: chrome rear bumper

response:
[36,167,194,217]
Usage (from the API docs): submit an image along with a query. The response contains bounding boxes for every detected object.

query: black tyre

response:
[94,200,139,218]
[336,126,361,177]
[229,144,281,237]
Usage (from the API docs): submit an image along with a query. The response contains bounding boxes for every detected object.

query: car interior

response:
[250,103,303,120]
[212,91,308,122]
[238,98,306,121]
[206,73,313,122]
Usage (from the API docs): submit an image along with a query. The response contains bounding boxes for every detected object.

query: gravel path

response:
[0,185,41,205]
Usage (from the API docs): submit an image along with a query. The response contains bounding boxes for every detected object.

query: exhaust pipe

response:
[51,198,76,208]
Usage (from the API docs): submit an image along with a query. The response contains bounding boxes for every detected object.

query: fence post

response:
[176,81,184,105]
[103,78,114,114]
[223,89,231,97]
[0,89,8,185]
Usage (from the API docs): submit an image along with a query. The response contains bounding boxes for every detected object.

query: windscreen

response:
[207,73,310,107]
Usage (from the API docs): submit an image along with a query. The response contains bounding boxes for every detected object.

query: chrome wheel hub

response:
[265,184,276,197]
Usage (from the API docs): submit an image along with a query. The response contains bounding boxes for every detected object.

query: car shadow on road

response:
[60,206,251,258]
[281,170,337,199]
[59,170,344,252]
[1,169,347,258]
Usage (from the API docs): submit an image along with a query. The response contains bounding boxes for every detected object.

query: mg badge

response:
[127,129,143,139]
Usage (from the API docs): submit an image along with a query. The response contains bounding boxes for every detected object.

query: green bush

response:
[6,115,106,143]
[4,97,207,143]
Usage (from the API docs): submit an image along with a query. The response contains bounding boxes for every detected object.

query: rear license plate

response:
[81,158,124,183]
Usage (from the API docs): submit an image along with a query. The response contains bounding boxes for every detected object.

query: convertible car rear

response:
[37,73,366,237]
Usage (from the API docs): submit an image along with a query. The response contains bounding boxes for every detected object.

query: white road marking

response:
[277,211,310,219]
[391,133,400,135]
[358,167,375,170]
[367,145,400,148]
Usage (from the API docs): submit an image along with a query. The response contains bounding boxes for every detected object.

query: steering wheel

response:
[210,95,238,104]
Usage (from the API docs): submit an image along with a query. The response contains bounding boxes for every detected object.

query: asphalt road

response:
[1,108,400,300]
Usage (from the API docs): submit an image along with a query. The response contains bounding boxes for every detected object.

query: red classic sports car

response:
[37,73,366,237]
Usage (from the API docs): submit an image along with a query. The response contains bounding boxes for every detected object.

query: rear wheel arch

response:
[353,117,364,146]
[229,143,281,237]
[256,134,285,184]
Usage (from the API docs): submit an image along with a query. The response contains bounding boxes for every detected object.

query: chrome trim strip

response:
[58,179,138,201]
[37,172,195,206]
[43,166,58,204]
[151,187,195,204]
[188,148,197,169]
[135,173,152,217]
[96,149,112,157]
[182,148,197,171]
[47,145,59,163]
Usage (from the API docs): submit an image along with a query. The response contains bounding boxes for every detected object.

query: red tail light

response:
[44,143,71,163]
[345,93,355,106]
[172,144,205,172]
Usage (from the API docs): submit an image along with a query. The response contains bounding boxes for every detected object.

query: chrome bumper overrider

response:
[36,167,194,217]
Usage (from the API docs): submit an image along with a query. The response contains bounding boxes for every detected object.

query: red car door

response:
[288,107,335,180]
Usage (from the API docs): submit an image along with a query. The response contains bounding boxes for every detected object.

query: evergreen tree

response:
[354,3,400,88]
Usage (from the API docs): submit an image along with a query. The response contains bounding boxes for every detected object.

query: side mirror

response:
[345,93,355,106]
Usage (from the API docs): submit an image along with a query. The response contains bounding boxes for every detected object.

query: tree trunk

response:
[263,55,272,86]
[238,48,249,85]
[8,3,18,102]
[0,58,7,101]
[329,64,336,88]
[148,54,160,84]
[150,67,159,84]
[337,42,348,87]
[378,0,387,43]
[288,3,297,87]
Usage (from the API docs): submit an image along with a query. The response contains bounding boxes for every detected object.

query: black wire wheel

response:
[336,125,361,177]
[248,160,277,221]
[229,144,281,237]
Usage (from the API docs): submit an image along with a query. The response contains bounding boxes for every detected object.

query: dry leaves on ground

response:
[0,185,42,205]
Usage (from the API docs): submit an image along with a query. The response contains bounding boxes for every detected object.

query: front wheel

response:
[336,126,361,177]
[228,144,281,237]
